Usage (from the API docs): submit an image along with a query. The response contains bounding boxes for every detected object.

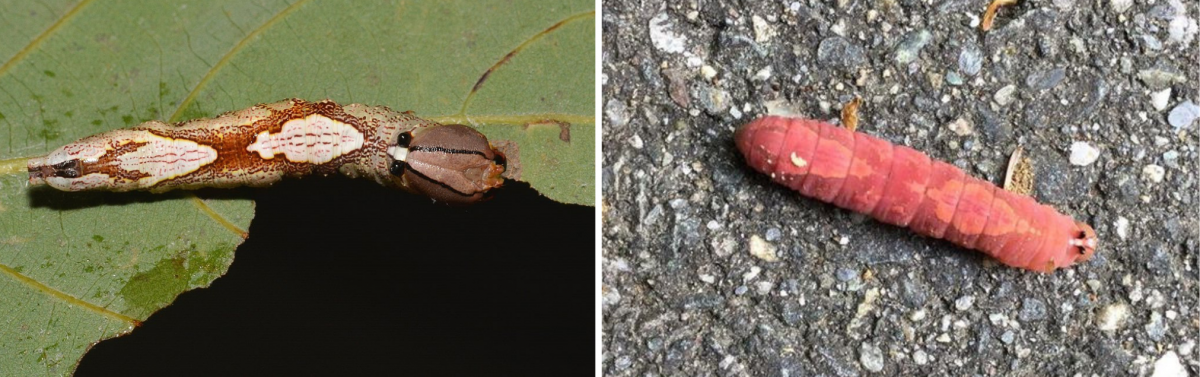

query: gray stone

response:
[1026,67,1067,91]
[959,45,983,76]
[649,13,686,53]
[946,70,964,86]
[1146,311,1167,341]
[765,227,782,242]
[1138,65,1187,89]
[895,30,933,65]
[1019,298,1048,322]
[1142,34,1163,51]
[995,85,1018,106]
[1167,100,1199,129]
[859,343,885,372]
[605,99,629,128]
[835,268,859,282]
[1111,0,1133,13]
[955,295,975,311]
[698,85,731,116]
[817,36,867,71]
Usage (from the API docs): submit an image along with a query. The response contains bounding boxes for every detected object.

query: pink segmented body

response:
[735,115,1097,272]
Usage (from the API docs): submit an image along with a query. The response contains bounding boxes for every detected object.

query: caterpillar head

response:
[1069,221,1098,262]
[386,124,506,205]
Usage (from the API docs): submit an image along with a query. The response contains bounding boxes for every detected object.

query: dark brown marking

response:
[139,99,384,189]
[471,50,518,93]
[523,119,571,143]
[410,145,490,158]
[29,159,83,179]
[88,140,153,183]
[469,13,585,95]
[558,123,571,143]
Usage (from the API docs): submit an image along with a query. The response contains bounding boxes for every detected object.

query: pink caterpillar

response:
[735,115,1097,272]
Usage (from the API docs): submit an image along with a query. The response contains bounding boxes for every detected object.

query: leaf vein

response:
[0,0,95,79]
[188,194,249,238]
[168,0,312,122]
[0,262,140,325]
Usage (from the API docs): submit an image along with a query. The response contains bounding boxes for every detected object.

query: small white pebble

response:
[913,350,929,365]
[700,65,718,80]
[1115,217,1130,240]
[706,220,722,230]
[749,235,778,262]
[1130,283,1144,302]
[1069,141,1101,166]
[1016,347,1031,358]
[602,284,621,307]
[629,134,644,149]
[1147,290,1167,309]
[753,66,772,81]
[1142,164,1165,183]
[1151,351,1186,377]
[755,281,775,295]
[752,15,776,43]
[910,310,927,322]
[831,18,847,36]
[1179,340,1195,356]
[1111,0,1134,13]
[1151,88,1172,111]
[719,355,737,369]
[988,313,1011,327]
[994,84,1017,106]
[1097,303,1129,331]
[955,295,975,311]
[743,266,762,282]
[948,118,973,136]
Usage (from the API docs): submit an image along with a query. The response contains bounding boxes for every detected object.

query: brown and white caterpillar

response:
[27,99,506,204]
[736,115,1098,272]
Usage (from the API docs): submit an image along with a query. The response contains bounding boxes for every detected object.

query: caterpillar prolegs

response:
[27,99,506,204]
[735,116,1097,272]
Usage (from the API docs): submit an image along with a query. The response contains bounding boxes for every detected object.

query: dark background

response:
[74,178,594,375]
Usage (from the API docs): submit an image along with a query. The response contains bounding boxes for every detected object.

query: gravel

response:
[1070,141,1102,166]
[602,0,1198,375]
[1168,100,1199,129]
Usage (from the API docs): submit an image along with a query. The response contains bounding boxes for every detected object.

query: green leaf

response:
[0,0,593,375]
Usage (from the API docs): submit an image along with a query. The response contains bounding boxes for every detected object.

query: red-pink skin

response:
[735,116,1097,272]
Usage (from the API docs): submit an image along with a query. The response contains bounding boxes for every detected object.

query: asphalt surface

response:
[602,0,1198,375]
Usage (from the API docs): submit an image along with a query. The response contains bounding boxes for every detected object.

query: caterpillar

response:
[735,115,1097,272]
[27,99,506,204]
